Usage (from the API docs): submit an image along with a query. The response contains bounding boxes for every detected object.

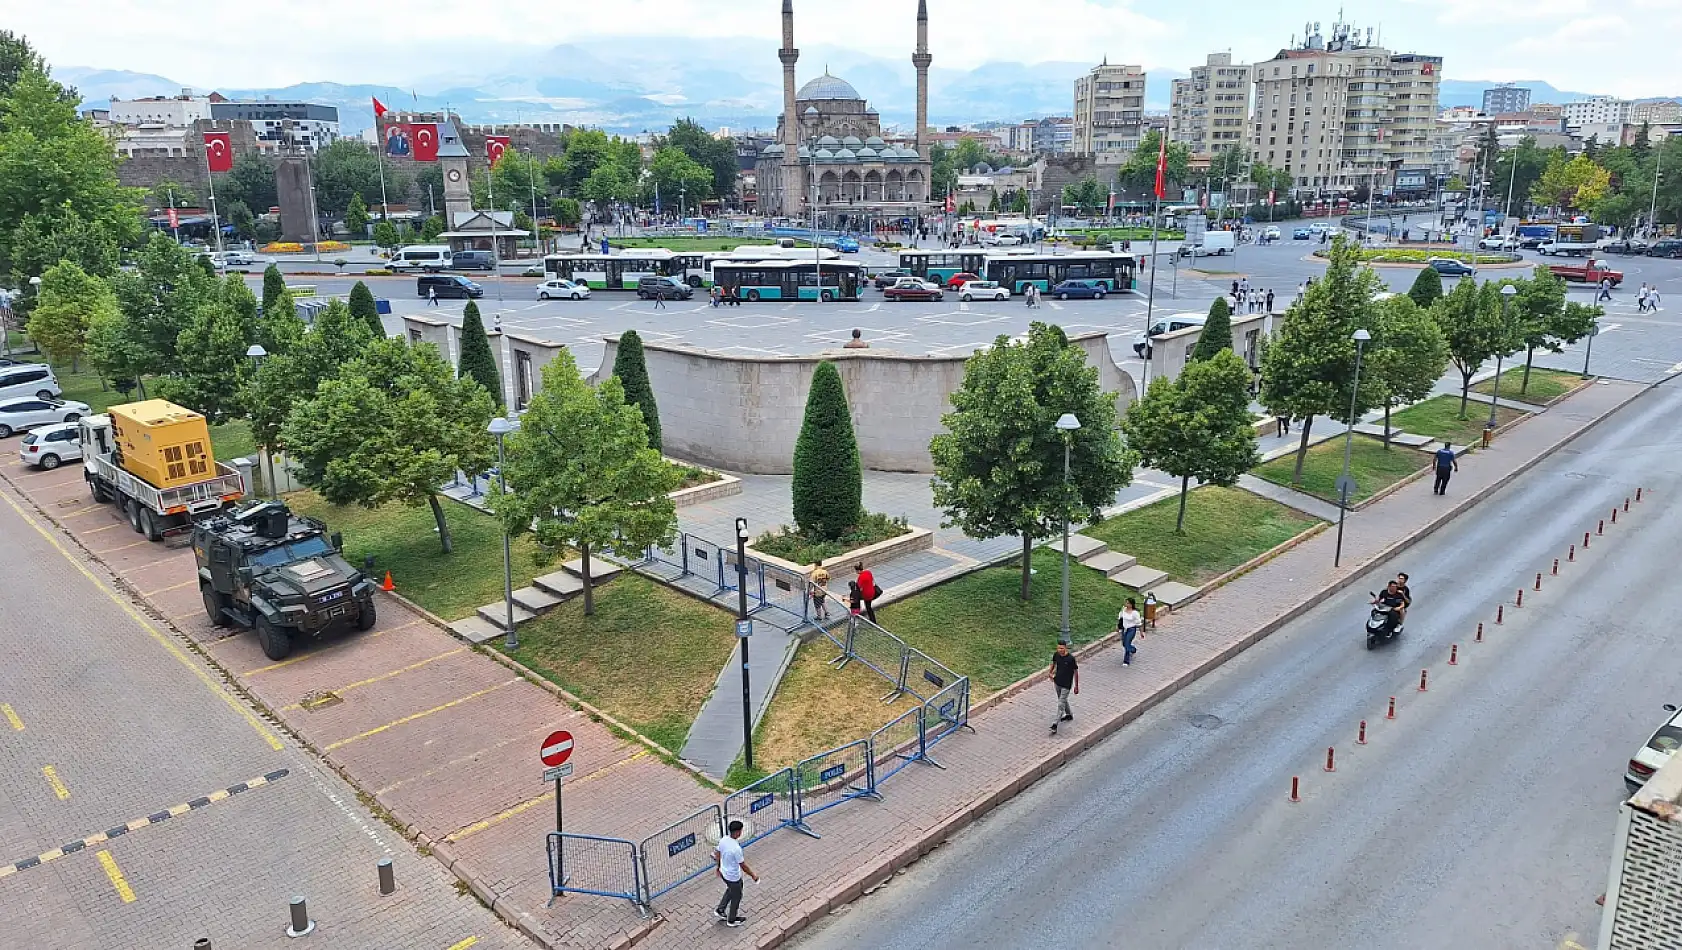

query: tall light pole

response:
[735,517,754,771]
[1503,140,1520,230]
[1334,328,1371,568]
[1649,148,1664,238]
[245,344,279,498]
[1581,320,1600,378]
[1489,283,1518,430]
[489,416,517,650]
[1055,413,1081,644]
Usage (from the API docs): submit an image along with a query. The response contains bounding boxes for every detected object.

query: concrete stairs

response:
[1052,533,1199,607]
[446,556,626,644]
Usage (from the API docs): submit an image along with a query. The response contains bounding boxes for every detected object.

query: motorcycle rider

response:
[1393,572,1412,627]
[1371,581,1406,633]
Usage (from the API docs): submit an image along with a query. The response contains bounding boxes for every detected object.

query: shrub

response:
[457,302,504,408]
[791,361,862,540]
[612,329,661,450]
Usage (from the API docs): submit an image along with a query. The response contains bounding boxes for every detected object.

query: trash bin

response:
[375,298,391,315]
[1143,593,1159,630]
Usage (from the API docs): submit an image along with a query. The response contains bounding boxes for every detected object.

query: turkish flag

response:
[372,96,387,118]
[944,191,955,213]
[1153,133,1168,199]
[412,123,439,162]
[486,135,511,168]
[203,132,233,173]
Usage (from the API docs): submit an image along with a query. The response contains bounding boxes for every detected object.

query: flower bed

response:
[751,512,911,566]
[1311,248,1519,265]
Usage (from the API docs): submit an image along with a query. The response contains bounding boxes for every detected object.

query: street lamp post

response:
[1334,329,1372,568]
[244,344,279,498]
[735,517,754,771]
[488,416,517,650]
[1582,320,1600,378]
[1490,283,1518,430]
[1650,148,1664,238]
[1055,413,1081,644]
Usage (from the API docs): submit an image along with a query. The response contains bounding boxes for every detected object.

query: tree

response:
[83,292,143,396]
[1122,349,1258,533]
[1259,236,1384,484]
[107,233,218,379]
[155,276,260,424]
[149,178,199,211]
[1510,267,1597,394]
[1190,296,1232,362]
[246,299,374,454]
[551,196,582,228]
[665,117,739,200]
[420,215,446,241]
[262,264,287,315]
[487,349,679,615]
[559,128,614,190]
[312,139,384,218]
[372,218,399,250]
[644,146,713,208]
[1364,295,1449,447]
[1476,123,1500,174]
[227,200,258,242]
[1116,131,1191,196]
[0,31,74,106]
[1489,138,1549,218]
[931,323,1136,600]
[929,142,957,200]
[220,153,278,214]
[792,362,862,540]
[611,329,660,450]
[1406,265,1443,309]
[341,281,378,337]
[281,336,494,555]
[582,162,636,203]
[29,260,105,371]
[1531,152,1611,211]
[1431,277,1509,418]
[456,301,503,409]
[1062,175,1107,214]
[344,193,370,237]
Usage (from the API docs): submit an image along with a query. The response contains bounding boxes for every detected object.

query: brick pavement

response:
[0,376,1641,950]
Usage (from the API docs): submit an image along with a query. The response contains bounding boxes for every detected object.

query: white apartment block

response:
[1248,20,1441,194]
[1169,53,1252,155]
[1561,96,1631,129]
[109,91,211,127]
[1073,62,1147,164]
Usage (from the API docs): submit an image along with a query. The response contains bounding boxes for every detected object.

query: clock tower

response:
[437,121,473,223]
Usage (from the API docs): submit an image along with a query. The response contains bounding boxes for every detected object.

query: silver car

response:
[0,397,91,439]
[19,421,83,470]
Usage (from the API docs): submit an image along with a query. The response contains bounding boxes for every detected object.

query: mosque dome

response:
[797,72,863,101]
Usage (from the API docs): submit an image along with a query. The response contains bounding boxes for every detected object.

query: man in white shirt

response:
[713,820,759,927]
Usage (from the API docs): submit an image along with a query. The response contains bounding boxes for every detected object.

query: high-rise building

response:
[1248,18,1441,195]
[1561,96,1631,130]
[1481,85,1531,115]
[1169,53,1252,155]
[1630,99,1682,126]
[1072,62,1147,163]
[209,99,340,153]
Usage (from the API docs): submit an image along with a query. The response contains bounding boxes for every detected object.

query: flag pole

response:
[203,127,225,256]
[487,131,503,309]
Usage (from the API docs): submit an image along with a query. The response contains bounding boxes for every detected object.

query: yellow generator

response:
[108,400,216,490]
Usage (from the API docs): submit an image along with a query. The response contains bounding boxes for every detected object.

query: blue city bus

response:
[983,251,1139,294]
[897,250,988,283]
[712,260,863,302]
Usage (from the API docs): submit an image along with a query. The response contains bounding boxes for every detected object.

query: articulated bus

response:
[897,250,990,284]
[544,250,675,290]
[897,250,1139,294]
[711,260,863,302]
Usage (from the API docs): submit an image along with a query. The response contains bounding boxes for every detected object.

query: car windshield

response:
[249,535,334,569]
[1648,725,1682,755]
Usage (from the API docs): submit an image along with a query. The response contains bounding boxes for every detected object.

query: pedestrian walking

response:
[712,820,758,928]
[1048,641,1079,733]
[1597,276,1613,302]
[1231,279,1240,298]
[711,285,722,308]
[854,562,878,624]
[1265,288,1275,312]
[1432,441,1458,495]
[809,564,830,621]
[652,287,667,310]
[1652,285,1663,309]
[1276,413,1291,438]
[1637,285,1648,313]
[427,286,439,307]
[1118,598,1142,665]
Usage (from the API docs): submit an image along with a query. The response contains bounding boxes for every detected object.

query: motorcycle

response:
[1366,593,1403,649]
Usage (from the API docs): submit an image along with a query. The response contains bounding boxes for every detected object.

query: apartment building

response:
[1481,84,1531,115]
[1169,53,1252,155]
[1073,62,1147,164]
[1249,19,1441,194]
[1630,99,1682,126]
[1561,96,1631,129]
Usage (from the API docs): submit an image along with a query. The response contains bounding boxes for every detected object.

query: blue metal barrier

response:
[722,768,800,846]
[923,678,972,748]
[869,704,930,785]
[546,832,647,915]
[791,739,879,835]
[637,804,723,903]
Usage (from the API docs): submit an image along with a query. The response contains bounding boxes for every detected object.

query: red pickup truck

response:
[1548,258,1623,286]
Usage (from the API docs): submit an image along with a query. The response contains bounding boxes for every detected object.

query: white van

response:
[1133,313,1207,358]
[0,363,61,402]
[389,245,454,272]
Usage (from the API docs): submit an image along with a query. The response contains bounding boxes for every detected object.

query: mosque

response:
[754,0,936,222]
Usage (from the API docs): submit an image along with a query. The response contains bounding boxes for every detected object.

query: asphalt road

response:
[792,377,1682,950]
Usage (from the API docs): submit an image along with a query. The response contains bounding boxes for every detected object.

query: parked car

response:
[0,397,89,439]
[18,421,82,469]
[1133,314,1206,358]
[1602,238,1650,255]
[883,278,944,301]
[1478,235,1520,251]
[1293,228,1312,240]
[1050,279,1108,300]
[834,236,860,253]
[416,274,483,299]
[536,278,590,300]
[0,363,60,402]
[958,280,1009,301]
[1647,239,1682,259]
[636,275,693,300]
[872,269,911,289]
[994,233,1023,246]
[1627,703,1682,791]
[1517,234,1548,249]
[945,271,982,290]
[451,250,496,271]
[1428,257,1476,277]
[521,263,547,277]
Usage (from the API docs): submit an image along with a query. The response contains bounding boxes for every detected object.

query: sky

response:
[12,0,1680,99]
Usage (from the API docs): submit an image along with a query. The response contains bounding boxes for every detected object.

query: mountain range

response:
[54,46,1631,139]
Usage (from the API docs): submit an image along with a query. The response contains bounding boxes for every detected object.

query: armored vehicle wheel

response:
[254,615,292,660]
[202,584,230,627]
[356,601,378,631]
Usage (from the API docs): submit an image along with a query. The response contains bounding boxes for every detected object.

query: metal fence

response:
[902,647,962,704]
[839,617,910,700]
[547,833,646,913]
[791,739,879,835]
[722,768,801,847]
[636,804,723,902]
[632,531,817,633]
[870,704,930,786]
[922,679,971,749]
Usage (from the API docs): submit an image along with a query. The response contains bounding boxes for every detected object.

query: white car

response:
[0,397,90,439]
[1478,235,1520,251]
[18,421,82,469]
[1627,703,1682,791]
[959,280,1010,301]
[995,234,1023,246]
[536,278,590,300]
[1264,226,1282,240]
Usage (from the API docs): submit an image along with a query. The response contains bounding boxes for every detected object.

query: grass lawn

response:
[1255,435,1430,505]
[208,419,257,460]
[1388,394,1524,445]
[499,574,738,753]
[876,546,1137,696]
[607,237,802,251]
[283,490,547,621]
[1472,366,1585,405]
[1084,485,1322,586]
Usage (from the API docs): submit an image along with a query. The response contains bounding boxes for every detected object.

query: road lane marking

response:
[1,704,21,731]
[446,938,480,950]
[96,850,136,903]
[322,678,518,751]
[139,578,196,597]
[281,648,467,710]
[375,721,571,795]
[442,750,648,843]
[0,488,284,752]
[91,539,149,556]
[243,618,423,676]
[41,766,69,800]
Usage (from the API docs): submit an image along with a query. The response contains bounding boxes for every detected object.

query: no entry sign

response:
[540,730,574,768]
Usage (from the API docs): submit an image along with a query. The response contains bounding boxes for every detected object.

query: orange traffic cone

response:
[381,570,394,592]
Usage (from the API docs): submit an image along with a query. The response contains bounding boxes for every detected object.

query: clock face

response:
[447,168,462,183]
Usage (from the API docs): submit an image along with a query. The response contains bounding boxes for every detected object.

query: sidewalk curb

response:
[750,379,1650,950]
